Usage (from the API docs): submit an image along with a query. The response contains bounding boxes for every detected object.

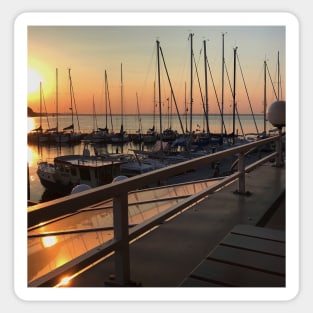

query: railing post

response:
[112,192,130,286]
[275,128,283,167]
[238,152,246,194]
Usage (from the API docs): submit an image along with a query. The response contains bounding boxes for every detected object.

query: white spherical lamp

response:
[267,100,285,128]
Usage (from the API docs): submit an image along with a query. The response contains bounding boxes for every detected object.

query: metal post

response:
[112,192,130,286]
[238,152,245,194]
[276,127,283,167]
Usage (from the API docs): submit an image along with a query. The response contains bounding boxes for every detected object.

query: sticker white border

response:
[14,11,299,302]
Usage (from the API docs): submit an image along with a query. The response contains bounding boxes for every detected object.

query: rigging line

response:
[93,95,98,131]
[224,62,245,138]
[236,53,259,135]
[278,59,283,101]
[176,39,189,99]
[139,44,156,100]
[235,105,245,138]
[68,69,81,132]
[203,40,210,134]
[136,92,143,134]
[41,87,51,129]
[71,84,81,132]
[206,58,228,137]
[105,71,114,132]
[192,51,207,128]
[195,41,211,134]
[265,63,278,101]
[159,45,185,135]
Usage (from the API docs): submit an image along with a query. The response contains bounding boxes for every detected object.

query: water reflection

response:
[27,142,81,202]
[28,178,220,284]
[27,139,146,203]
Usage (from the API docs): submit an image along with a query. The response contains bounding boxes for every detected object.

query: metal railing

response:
[28,134,282,287]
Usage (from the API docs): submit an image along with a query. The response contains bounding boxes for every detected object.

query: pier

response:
[27,135,285,289]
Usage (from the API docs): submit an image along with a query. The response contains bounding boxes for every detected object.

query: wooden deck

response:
[180,224,285,287]
[69,163,285,287]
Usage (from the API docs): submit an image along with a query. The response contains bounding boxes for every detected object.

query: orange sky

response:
[28,25,285,116]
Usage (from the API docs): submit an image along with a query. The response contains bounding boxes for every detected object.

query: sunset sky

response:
[27,24,285,116]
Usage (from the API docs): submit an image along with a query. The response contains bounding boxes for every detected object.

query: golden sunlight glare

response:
[28,67,43,94]
[41,236,57,248]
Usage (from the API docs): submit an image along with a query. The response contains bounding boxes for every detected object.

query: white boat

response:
[120,161,155,177]
[120,153,166,177]
[37,142,127,195]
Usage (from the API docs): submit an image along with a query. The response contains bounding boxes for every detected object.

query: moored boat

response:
[37,141,127,195]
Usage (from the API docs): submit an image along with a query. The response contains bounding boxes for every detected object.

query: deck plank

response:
[208,245,285,275]
[230,224,285,242]
[180,224,286,287]
[221,233,285,256]
[183,259,285,287]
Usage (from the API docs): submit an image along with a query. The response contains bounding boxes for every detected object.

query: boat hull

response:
[38,176,75,195]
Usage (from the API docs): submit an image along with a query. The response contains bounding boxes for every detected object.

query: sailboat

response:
[28,82,54,144]
[93,70,114,143]
[88,95,107,143]
[110,63,129,144]
[29,81,51,143]
[266,51,285,136]
[52,68,70,144]
[64,68,82,143]
[142,81,158,144]
[131,92,144,144]
[53,68,82,144]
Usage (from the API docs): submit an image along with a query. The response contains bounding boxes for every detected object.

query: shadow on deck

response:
[70,163,285,287]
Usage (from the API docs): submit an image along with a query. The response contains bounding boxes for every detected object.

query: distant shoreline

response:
[28,112,264,117]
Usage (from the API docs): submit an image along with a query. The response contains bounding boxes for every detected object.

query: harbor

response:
[26,131,287,294]
[27,113,275,203]
[69,163,285,289]
[21,20,293,300]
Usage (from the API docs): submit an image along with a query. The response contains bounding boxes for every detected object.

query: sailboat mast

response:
[120,62,124,133]
[185,81,187,132]
[104,70,108,129]
[39,81,42,131]
[153,80,156,129]
[277,51,280,101]
[189,33,194,136]
[56,68,58,132]
[232,46,238,144]
[221,32,226,138]
[92,94,97,132]
[203,39,209,134]
[156,40,163,143]
[136,92,142,134]
[68,68,74,131]
[159,46,185,135]
[264,60,267,133]
[167,97,170,129]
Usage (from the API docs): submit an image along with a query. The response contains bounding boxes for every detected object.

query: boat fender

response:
[112,175,128,182]
[71,184,92,194]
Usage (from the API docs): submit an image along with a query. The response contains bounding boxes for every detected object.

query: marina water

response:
[28,113,272,203]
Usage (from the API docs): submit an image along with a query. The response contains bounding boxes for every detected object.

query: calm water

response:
[28,113,269,135]
[27,113,272,203]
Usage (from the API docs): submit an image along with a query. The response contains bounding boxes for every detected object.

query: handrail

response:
[28,135,282,287]
[28,135,279,226]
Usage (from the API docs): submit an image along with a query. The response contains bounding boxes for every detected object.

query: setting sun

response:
[28,67,43,94]
[27,61,56,110]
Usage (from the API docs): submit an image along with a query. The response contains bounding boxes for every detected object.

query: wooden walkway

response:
[180,224,285,287]
[70,163,285,287]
